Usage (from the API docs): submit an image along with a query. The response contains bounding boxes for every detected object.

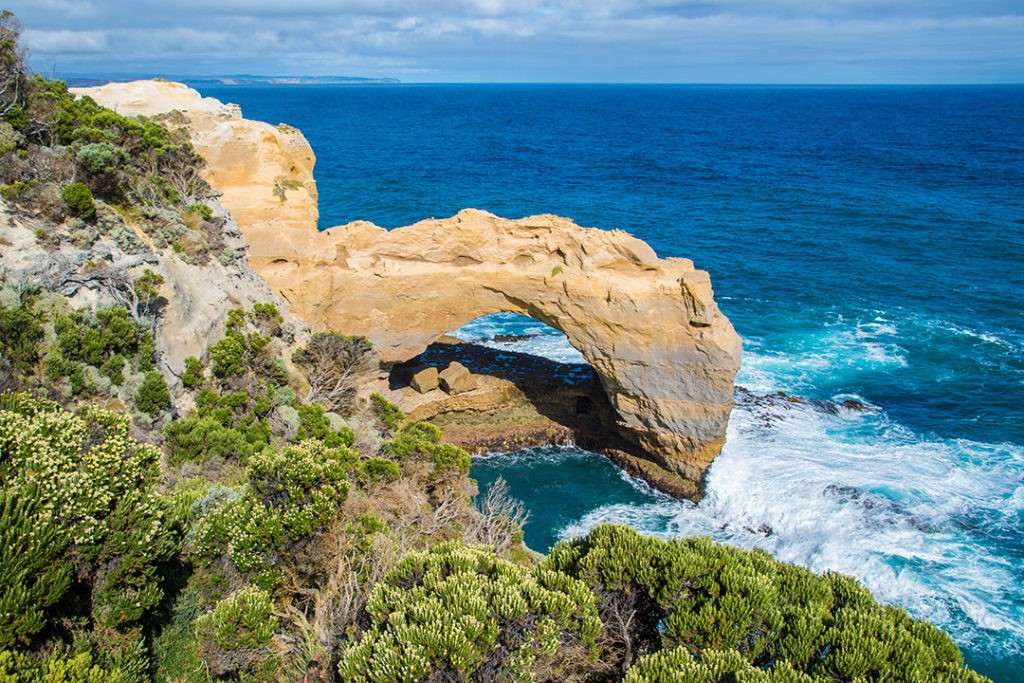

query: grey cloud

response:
[5,0,1023,82]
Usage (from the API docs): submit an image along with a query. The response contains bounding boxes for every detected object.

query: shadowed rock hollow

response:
[75,80,743,497]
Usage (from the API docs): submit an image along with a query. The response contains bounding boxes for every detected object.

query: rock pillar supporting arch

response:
[70,81,741,496]
[257,209,742,494]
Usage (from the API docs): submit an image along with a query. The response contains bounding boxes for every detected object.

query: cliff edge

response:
[75,80,742,496]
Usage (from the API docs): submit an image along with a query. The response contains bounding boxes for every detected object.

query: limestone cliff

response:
[75,81,742,496]
[0,199,303,398]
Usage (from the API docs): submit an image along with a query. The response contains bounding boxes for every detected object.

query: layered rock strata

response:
[75,81,743,496]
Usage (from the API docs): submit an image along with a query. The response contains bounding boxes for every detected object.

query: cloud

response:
[5,0,1023,81]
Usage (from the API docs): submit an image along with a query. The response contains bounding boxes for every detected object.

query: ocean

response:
[196,83,1024,681]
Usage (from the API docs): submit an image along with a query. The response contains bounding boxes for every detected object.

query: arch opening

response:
[387,312,627,455]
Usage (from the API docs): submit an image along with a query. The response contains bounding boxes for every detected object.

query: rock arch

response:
[72,81,743,497]
[255,209,742,494]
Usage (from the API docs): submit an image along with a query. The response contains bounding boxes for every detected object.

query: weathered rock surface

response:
[0,201,303,399]
[72,80,319,246]
[409,366,439,393]
[439,362,476,395]
[77,80,743,496]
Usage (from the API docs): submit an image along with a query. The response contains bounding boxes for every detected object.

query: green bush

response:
[47,305,154,396]
[164,415,256,465]
[0,487,72,646]
[0,395,175,654]
[359,457,401,485]
[99,353,125,385]
[337,543,601,682]
[544,525,989,682]
[195,586,279,678]
[370,392,403,432]
[623,647,816,682]
[0,299,42,371]
[189,440,353,575]
[296,402,354,447]
[383,420,471,474]
[181,355,204,389]
[135,370,171,415]
[60,182,95,220]
[186,202,213,220]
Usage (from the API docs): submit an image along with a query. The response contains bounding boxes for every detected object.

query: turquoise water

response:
[195,84,1024,680]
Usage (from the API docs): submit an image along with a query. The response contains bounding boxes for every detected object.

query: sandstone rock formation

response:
[75,81,743,496]
[439,362,476,395]
[409,366,439,394]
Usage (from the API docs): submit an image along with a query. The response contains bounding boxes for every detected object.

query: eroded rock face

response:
[77,81,743,494]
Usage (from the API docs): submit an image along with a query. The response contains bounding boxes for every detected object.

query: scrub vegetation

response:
[0,12,990,682]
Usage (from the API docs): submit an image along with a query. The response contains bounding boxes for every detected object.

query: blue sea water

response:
[196,83,1024,681]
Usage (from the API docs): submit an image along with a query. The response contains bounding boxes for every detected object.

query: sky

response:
[8,0,1024,83]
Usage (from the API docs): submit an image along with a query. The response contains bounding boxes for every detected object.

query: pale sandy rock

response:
[81,80,743,492]
[439,362,476,395]
[410,366,440,393]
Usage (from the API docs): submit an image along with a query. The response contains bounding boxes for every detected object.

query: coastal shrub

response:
[0,297,42,371]
[186,201,213,220]
[181,355,204,388]
[0,395,175,657]
[98,353,125,385]
[359,457,401,485]
[165,415,257,464]
[544,524,989,682]
[370,392,404,433]
[60,182,95,219]
[292,332,374,413]
[194,585,279,677]
[0,487,72,645]
[336,543,601,682]
[190,440,353,576]
[45,305,155,396]
[622,648,816,682]
[135,370,171,415]
[381,420,470,474]
[209,307,288,386]
[295,401,355,447]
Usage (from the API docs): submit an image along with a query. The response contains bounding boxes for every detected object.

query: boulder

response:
[324,411,349,432]
[410,366,439,393]
[439,362,476,395]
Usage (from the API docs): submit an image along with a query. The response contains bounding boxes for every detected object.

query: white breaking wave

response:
[558,388,1024,656]
[454,312,588,364]
[466,310,1024,660]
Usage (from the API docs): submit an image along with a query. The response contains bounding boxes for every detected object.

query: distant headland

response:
[65,74,401,87]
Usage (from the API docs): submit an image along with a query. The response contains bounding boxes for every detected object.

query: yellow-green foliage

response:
[0,647,124,682]
[189,440,354,577]
[194,585,279,678]
[385,420,472,474]
[0,394,174,658]
[0,488,71,646]
[544,524,989,682]
[623,647,817,682]
[337,543,601,682]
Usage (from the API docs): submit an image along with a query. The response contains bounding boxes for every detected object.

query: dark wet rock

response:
[492,333,535,343]
[734,386,876,428]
